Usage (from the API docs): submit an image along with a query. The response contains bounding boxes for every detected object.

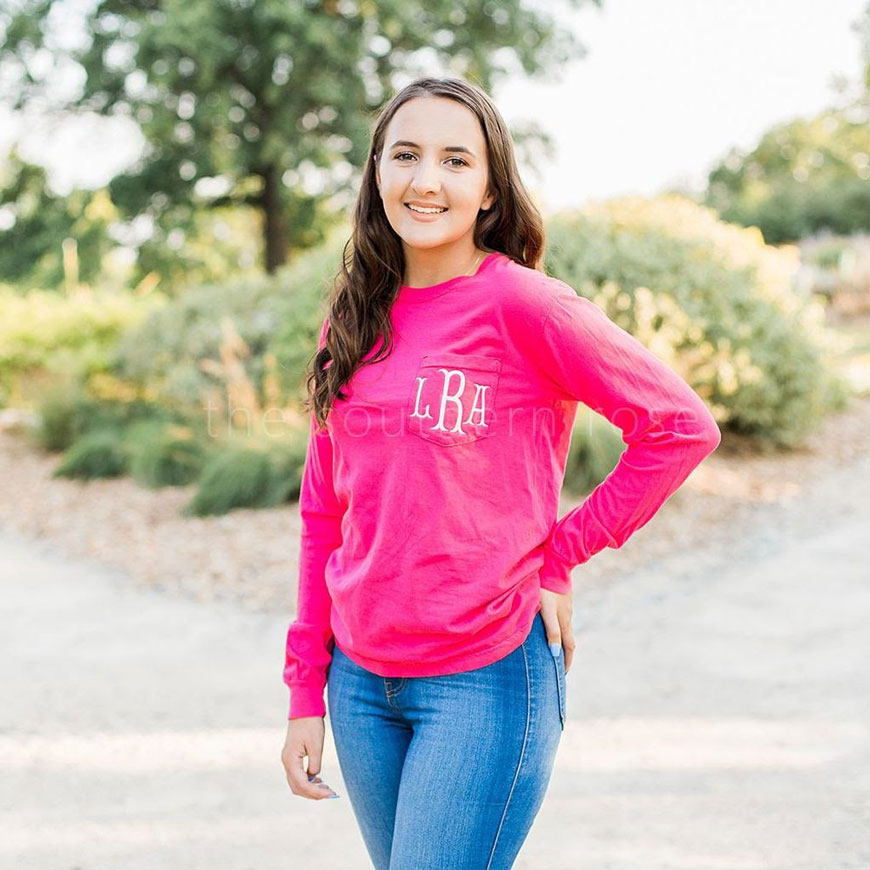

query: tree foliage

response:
[703,104,870,244]
[0,0,600,286]
[0,149,119,288]
[703,1,870,243]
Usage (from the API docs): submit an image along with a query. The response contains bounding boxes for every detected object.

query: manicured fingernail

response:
[308,775,316,782]
[549,642,562,658]
[327,794,341,799]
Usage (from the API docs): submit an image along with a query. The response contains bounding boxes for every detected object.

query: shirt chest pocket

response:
[407,353,502,447]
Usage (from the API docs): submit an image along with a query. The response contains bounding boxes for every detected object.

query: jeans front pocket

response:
[407,353,501,447]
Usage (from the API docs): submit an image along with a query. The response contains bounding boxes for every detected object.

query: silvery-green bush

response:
[546,195,849,448]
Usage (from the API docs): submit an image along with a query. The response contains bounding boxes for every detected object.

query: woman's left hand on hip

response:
[539,588,575,674]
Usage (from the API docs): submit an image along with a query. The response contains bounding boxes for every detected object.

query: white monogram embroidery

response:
[410,367,492,435]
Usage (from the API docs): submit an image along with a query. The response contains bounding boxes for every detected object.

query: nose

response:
[411,159,441,196]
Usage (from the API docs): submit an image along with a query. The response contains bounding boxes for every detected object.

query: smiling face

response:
[374,96,495,264]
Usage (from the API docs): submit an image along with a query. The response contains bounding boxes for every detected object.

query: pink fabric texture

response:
[284,251,721,718]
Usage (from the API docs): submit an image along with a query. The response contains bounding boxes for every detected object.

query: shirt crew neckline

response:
[396,251,502,302]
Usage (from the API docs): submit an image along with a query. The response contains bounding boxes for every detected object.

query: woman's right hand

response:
[281,717,340,800]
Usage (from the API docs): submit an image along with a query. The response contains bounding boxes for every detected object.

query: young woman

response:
[281,76,721,869]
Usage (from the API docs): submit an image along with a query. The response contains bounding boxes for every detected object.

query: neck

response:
[402,246,485,288]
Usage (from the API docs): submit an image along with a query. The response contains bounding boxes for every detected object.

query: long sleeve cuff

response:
[538,541,574,594]
[288,683,327,720]
[537,520,577,594]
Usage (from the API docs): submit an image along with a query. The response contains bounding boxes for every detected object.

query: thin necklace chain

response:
[404,251,484,286]
[464,251,483,277]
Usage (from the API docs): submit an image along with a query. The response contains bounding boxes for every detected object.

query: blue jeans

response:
[325,610,566,870]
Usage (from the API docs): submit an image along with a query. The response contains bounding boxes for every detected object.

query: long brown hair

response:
[306,76,546,430]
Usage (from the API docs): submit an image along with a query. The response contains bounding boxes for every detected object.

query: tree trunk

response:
[261,164,288,274]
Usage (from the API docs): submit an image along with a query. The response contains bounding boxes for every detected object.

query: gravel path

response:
[1,441,868,868]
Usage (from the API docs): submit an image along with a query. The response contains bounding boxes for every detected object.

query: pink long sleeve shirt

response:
[283,251,721,719]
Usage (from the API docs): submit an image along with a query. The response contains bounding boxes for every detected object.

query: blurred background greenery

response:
[0,0,868,516]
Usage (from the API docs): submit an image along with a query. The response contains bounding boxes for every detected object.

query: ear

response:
[481,190,495,212]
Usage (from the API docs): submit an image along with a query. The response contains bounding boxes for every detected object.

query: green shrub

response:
[265,238,350,397]
[545,194,850,447]
[34,389,183,453]
[112,227,347,413]
[563,408,628,496]
[93,397,179,433]
[184,429,309,516]
[261,432,309,504]
[0,286,161,409]
[53,430,128,479]
[185,446,276,516]
[33,387,94,452]
[126,421,208,488]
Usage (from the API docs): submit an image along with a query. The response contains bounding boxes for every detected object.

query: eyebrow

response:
[388,140,476,157]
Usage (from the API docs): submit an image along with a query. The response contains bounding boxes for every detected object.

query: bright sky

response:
[501,0,867,211]
[0,0,865,214]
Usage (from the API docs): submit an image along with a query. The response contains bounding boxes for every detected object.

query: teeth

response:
[407,204,447,214]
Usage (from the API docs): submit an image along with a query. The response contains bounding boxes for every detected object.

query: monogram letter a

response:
[465,383,490,428]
